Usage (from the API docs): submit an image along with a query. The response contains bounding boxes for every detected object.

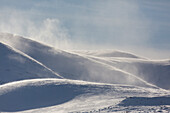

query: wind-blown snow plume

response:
[0,1,150,49]
[0,10,71,50]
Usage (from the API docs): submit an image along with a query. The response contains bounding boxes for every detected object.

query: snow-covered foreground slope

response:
[0,33,154,88]
[0,42,62,84]
[0,79,169,113]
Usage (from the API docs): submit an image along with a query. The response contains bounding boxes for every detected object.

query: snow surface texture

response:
[0,33,170,113]
[0,79,169,112]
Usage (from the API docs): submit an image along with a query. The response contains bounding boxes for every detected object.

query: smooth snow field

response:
[0,33,170,113]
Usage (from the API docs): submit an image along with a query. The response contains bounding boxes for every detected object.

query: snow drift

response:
[0,79,87,112]
[0,79,168,112]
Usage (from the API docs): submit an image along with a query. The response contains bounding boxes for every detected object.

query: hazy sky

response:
[0,0,170,59]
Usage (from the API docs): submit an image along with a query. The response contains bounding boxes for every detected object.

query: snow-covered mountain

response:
[0,33,154,87]
[0,33,170,112]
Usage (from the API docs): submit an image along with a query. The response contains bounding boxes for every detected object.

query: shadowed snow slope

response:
[0,79,169,112]
[0,33,153,87]
[119,96,170,106]
[0,79,87,112]
[0,42,62,84]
